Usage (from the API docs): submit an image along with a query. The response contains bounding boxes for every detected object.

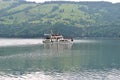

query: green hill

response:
[0,0,120,38]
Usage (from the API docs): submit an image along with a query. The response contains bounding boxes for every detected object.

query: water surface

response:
[0,38,120,80]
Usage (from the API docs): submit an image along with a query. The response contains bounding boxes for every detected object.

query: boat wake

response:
[0,39,43,47]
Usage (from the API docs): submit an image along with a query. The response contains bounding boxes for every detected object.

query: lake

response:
[0,38,120,80]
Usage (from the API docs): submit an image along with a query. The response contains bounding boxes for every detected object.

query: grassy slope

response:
[0,0,103,26]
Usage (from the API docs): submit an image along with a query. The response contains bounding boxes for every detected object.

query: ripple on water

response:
[0,69,120,80]
[73,39,98,44]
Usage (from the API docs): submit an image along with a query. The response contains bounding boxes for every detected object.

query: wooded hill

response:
[0,0,120,38]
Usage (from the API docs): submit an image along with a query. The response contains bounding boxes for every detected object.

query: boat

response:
[43,33,73,44]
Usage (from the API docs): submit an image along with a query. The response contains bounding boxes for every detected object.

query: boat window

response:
[46,36,50,39]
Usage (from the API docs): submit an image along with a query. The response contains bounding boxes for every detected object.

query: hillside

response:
[0,0,120,38]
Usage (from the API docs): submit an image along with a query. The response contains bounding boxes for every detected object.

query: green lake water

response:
[0,39,120,80]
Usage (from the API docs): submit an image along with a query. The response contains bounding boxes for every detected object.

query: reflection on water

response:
[0,39,120,80]
[44,43,72,55]
[44,43,72,50]
[0,43,74,73]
